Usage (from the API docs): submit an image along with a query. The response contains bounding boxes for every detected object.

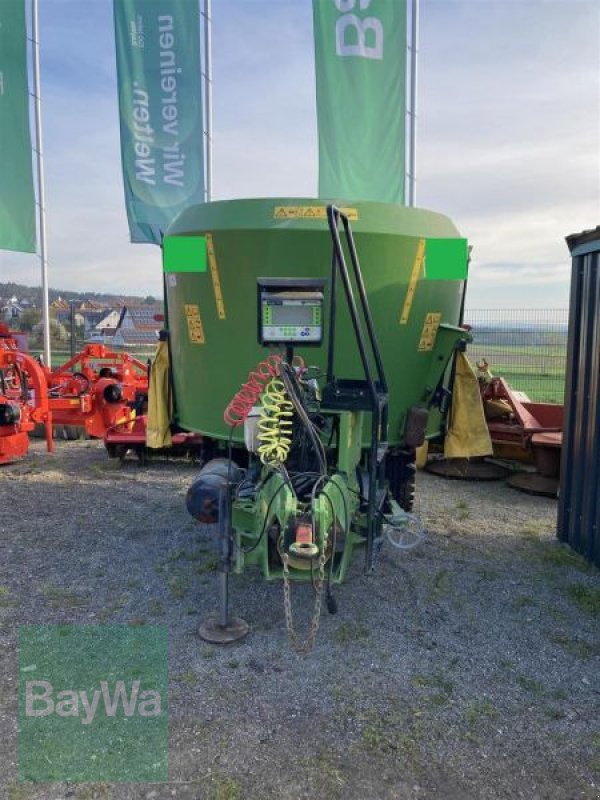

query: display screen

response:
[268,303,315,326]
[258,281,325,346]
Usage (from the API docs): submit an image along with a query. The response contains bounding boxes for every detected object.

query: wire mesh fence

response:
[28,313,568,404]
[463,309,568,403]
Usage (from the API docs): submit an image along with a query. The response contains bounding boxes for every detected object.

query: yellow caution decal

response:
[273,205,358,221]
[417,312,442,352]
[184,304,205,344]
[400,238,426,325]
[206,233,226,320]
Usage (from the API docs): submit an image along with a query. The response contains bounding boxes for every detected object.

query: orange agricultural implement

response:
[478,362,563,494]
[43,344,149,438]
[104,414,205,464]
[103,336,203,463]
[0,326,53,464]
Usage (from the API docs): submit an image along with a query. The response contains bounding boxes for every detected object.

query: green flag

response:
[113,0,204,245]
[313,0,407,204]
[0,0,36,253]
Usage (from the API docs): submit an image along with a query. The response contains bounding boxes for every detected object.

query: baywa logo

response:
[25,679,162,725]
[19,625,168,782]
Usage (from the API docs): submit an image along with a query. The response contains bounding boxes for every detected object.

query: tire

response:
[31,423,47,439]
[62,425,82,441]
[387,448,417,512]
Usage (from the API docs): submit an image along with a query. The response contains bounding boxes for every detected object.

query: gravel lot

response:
[1,439,600,800]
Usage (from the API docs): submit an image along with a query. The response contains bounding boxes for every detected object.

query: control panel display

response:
[257,279,325,346]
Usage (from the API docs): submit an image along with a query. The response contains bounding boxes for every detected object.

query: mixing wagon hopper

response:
[160,199,470,650]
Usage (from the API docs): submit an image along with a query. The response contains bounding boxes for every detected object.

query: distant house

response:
[80,310,113,333]
[54,301,118,337]
[111,305,163,349]
[95,309,121,337]
[85,310,121,343]
[51,298,70,313]
[1,299,23,322]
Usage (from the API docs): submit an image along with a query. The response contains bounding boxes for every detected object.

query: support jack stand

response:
[198,485,248,644]
[198,574,249,644]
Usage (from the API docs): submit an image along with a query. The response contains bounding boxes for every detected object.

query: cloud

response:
[417,0,599,309]
[1,0,598,312]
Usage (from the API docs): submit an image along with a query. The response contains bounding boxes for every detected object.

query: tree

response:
[143,295,156,305]
[30,318,68,347]
[17,309,42,332]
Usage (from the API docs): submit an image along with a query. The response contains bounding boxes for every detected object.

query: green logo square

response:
[19,625,168,783]
[163,235,207,273]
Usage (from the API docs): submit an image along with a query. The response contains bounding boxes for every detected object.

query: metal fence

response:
[463,309,568,403]
[29,312,568,404]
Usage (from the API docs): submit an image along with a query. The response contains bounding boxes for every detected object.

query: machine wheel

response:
[61,425,82,441]
[387,448,417,512]
[31,423,47,439]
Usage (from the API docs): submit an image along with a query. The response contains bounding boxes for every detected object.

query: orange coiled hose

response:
[223,354,305,427]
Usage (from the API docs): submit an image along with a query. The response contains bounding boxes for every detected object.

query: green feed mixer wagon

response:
[162,198,469,651]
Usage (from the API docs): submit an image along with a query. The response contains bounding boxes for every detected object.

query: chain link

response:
[282,548,326,656]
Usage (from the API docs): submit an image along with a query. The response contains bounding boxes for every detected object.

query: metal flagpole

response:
[202,0,213,202]
[31,0,51,365]
[407,0,419,208]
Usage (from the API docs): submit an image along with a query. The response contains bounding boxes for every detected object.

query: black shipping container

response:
[558,226,600,567]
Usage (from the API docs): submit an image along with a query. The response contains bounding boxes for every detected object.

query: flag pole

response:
[31,0,51,364]
[407,0,419,208]
[202,0,213,202]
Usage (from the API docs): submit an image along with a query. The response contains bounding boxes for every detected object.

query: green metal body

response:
[165,198,468,448]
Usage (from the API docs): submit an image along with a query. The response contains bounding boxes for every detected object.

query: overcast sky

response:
[0,0,598,309]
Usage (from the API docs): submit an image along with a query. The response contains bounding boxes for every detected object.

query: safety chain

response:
[282,549,326,656]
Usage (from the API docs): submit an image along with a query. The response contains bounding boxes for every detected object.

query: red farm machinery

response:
[0,325,151,464]
[0,326,53,464]
[42,344,149,439]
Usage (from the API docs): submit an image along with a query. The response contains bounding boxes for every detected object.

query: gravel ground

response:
[1,439,600,800]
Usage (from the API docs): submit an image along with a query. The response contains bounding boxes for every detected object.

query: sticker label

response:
[206,233,226,319]
[418,312,442,352]
[184,304,205,344]
[167,274,177,288]
[273,205,358,221]
[399,238,426,325]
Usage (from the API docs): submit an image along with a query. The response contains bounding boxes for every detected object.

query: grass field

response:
[468,342,567,403]
[31,326,568,404]
[465,310,568,403]
[37,353,565,403]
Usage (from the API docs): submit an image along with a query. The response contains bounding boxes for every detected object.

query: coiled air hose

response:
[223,354,305,427]
[257,378,293,466]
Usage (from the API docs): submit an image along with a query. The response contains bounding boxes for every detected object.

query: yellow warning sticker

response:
[184,304,205,344]
[400,238,426,325]
[418,312,442,352]
[273,205,358,221]
[206,233,226,320]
